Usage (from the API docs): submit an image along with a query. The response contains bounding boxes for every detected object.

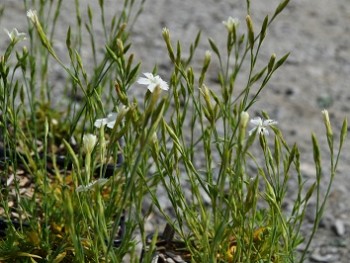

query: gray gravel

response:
[1,0,349,262]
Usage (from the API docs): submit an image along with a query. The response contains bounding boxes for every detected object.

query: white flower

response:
[27,9,39,24]
[76,178,109,193]
[137,73,169,93]
[222,16,240,32]
[83,133,97,153]
[205,50,211,60]
[4,28,26,42]
[248,117,277,136]
[94,112,117,129]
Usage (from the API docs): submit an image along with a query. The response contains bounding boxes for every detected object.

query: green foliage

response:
[0,0,346,262]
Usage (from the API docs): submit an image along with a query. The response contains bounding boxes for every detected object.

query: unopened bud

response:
[322,109,333,137]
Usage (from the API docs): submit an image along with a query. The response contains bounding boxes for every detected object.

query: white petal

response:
[94,118,108,128]
[86,178,109,189]
[13,29,23,38]
[248,127,257,136]
[147,83,157,93]
[137,77,151,85]
[95,178,109,186]
[76,185,87,192]
[106,120,116,129]
[263,119,277,126]
[158,79,169,91]
[107,112,118,121]
[143,72,154,79]
[262,127,269,136]
[4,28,12,40]
[76,179,108,193]
[250,117,262,126]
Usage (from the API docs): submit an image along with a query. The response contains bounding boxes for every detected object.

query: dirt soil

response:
[1,0,349,262]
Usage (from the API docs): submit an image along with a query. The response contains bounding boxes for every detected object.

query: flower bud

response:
[322,109,333,137]
[83,134,97,154]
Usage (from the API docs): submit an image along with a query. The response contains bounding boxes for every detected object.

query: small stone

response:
[6,174,14,186]
[305,202,317,223]
[19,176,30,187]
[332,219,345,236]
[310,247,337,262]
[300,162,316,178]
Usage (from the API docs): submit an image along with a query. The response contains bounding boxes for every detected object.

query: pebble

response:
[305,202,317,223]
[310,247,337,262]
[6,173,14,186]
[310,253,336,263]
[300,162,316,178]
[332,219,346,236]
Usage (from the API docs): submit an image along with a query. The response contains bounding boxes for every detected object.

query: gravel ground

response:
[1,0,350,262]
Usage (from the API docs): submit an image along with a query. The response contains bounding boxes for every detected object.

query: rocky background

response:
[1,0,349,262]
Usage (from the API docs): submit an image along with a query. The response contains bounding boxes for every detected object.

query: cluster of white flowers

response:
[9,10,280,197]
[77,66,277,195]
[76,72,168,192]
